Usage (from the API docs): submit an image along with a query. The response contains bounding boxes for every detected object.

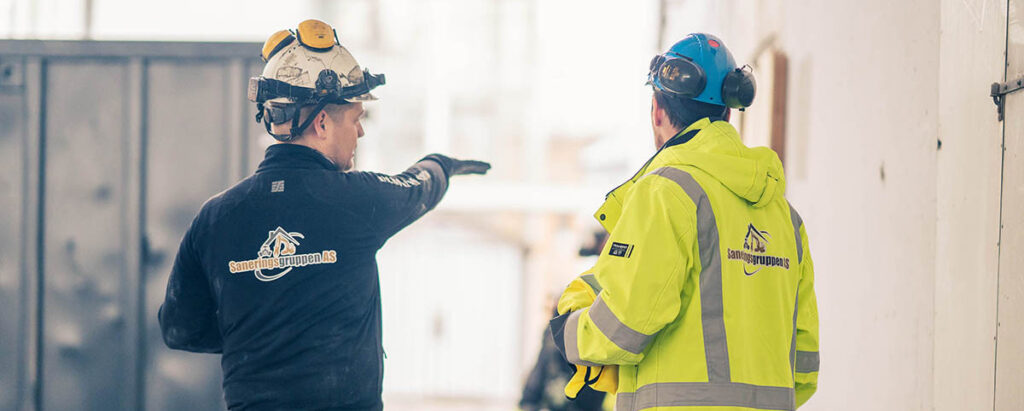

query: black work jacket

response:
[158,144,452,410]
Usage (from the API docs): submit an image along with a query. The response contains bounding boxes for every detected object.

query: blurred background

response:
[0,0,1022,410]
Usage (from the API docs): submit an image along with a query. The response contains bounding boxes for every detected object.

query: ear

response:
[651,95,665,127]
[313,110,330,139]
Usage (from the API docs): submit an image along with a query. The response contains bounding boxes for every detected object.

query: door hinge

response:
[991,76,1024,121]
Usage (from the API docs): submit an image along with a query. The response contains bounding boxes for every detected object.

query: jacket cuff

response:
[550,309,604,367]
[420,154,454,179]
[549,311,570,363]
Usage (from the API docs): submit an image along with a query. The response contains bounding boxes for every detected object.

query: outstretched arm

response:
[354,154,490,240]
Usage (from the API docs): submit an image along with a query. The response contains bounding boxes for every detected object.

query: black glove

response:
[423,154,491,177]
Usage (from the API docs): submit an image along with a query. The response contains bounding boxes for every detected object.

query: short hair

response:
[654,91,728,130]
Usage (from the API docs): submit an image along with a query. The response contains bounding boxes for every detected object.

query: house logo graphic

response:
[228,227,338,282]
[743,225,769,253]
[727,224,790,276]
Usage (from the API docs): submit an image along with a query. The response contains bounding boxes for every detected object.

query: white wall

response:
[935,0,1006,409]
[779,2,940,408]
[994,2,1024,406]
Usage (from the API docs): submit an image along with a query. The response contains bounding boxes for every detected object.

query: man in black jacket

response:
[158,19,489,410]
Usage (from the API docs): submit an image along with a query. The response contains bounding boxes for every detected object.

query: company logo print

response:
[228,227,338,282]
[608,242,635,258]
[726,224,790,276]
[271,180,285,192]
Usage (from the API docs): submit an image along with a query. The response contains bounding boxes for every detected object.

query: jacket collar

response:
[593,118,717,232]
[256,143,339,173]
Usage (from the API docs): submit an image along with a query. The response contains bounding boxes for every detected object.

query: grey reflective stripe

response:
[788,203,804,375]
[589,294,654,354]
[649,167,730,382]
[616,382,795,411]
[790,290,798,375]
[788,202,803,264]
[564,309,603,367]
[795,351,819,373]
[580,273,603,294]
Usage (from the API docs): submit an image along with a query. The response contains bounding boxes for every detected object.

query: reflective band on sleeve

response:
[616,382,796,411]
[581,273,603,294]
[795,351,819,373]
[564,309,604,367]
[649,167,731,382]
[589,294,655,354]
[788,202,803,264]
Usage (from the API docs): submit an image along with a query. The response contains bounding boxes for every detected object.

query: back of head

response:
[647,33,756,130]
[654,91,730,131]
[248,19,385,142]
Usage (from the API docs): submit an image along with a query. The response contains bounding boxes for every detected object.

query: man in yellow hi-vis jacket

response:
[550,33,819,411]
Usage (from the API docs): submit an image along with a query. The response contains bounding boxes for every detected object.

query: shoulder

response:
[634,166,706,209]
[191,176,256,233]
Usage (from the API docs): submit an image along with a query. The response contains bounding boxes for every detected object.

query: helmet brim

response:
[345,92,378,103]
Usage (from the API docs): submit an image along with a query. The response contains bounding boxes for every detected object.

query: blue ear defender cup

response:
[648,33,756,109]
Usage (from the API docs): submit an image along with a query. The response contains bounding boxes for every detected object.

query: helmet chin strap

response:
[261,100,332,142]
[290,100,330,139]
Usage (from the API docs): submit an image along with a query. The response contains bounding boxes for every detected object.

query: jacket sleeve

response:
[557,177,695,366]
[158,218,223,353]
[794,222,820,407]
[352,156,450,241]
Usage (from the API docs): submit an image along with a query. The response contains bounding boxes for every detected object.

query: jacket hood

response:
[659,118,785,208]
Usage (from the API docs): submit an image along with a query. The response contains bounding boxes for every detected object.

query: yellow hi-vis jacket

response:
[553,118,819,411]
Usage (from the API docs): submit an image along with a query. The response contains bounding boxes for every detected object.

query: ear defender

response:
[261,30,296,62]
[721,67,756,109]
[296,19,337,51]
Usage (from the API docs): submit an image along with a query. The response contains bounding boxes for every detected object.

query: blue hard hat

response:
[648,33,755,108]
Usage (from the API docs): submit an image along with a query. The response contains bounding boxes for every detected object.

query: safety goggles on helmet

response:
[646,54,708,99]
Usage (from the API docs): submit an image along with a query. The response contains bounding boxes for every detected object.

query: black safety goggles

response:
[647,54,707,98]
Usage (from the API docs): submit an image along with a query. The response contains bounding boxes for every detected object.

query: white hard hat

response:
[248,19,385,140]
